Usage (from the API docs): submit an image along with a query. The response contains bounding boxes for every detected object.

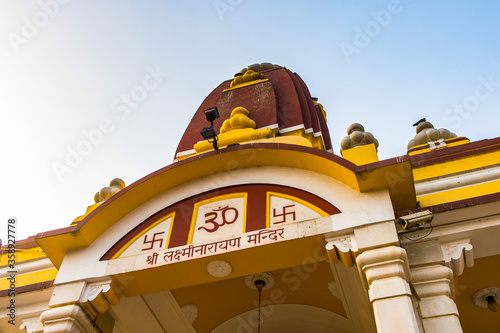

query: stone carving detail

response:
[407,120,457,150]
[80,279,122,320]
[207,260,232,278]
[327,281,342,300]
[338,237,352,248]
[181,304,198,323]
[88,284,104,298]
[440,239,474,276]
[20,316,44,333]
[340,123,379,153]
[428,138,447,150]
[325,235,359,267]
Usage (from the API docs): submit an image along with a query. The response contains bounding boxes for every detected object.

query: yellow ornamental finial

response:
[94,178,126,204]
[340,123,379,152]
[72,178,126,226]
[407,120,457,150]
[220,107,257,133]
[230,70,267,88]
[340,123,379,165]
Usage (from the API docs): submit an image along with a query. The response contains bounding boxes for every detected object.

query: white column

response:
[404,240,464,333]
[356,246,420,333]
[411,265,462,333]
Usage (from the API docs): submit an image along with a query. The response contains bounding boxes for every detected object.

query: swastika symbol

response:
[142,232,165,251]
[272,205,296,224]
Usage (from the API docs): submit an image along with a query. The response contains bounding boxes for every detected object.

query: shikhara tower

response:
[1,63,500,332]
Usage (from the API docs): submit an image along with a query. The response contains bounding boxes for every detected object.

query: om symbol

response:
[198,206,239,233]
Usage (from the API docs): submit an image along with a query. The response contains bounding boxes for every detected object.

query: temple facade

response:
[1,63,500,332]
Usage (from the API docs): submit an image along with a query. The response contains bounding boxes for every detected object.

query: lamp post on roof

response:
[200,107,220,150]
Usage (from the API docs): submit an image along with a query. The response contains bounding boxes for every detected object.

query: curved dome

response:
[175,63,333,160]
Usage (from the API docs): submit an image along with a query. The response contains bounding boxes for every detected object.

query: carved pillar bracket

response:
[440,239,474,276]
[41,278,122,333]
[325,234,359,267]
[40,304,95,333]
[411,264,463,333]
[356,246,420,333]
[79,278,123,321]
[20,316,45,333]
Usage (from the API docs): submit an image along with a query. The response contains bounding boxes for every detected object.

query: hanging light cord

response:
[258,288,262,333]
[254,279,266,333]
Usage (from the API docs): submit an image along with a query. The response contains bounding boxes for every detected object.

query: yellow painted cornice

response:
[408,137,470,156]
[223,78,269,92]
[36,144,416,269]
[224,69,268,91]
[341,143,379,165]
[194,128,273,153]
[0,246,46,265]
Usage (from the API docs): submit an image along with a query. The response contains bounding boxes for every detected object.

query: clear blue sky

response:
[1,0,499,240]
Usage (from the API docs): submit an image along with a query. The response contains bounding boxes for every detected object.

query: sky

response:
[1,0,499,241]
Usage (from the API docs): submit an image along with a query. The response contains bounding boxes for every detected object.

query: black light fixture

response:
[486,295,499,312]
[200,107,220,150]
[473,287,500,313]
[254,279,266,333]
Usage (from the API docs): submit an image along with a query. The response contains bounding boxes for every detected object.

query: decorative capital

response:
[40,304,95,333]
[79,278,122,320]
[356,246,411,291]
[440,239,474,276]
[325,235,359,267]
[411,264,455,299]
